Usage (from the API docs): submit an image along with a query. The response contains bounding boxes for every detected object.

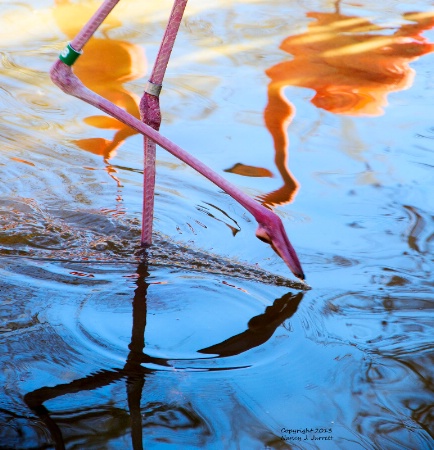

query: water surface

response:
[1,0,433,448]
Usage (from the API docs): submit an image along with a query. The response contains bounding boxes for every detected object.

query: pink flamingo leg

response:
[69,0,120,52]
[140,100,159,247]
[140,0,189,247]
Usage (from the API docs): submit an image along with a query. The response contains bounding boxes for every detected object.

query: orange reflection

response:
[272,10,434,117]
[53,0,146,163]
[233,7,434,208]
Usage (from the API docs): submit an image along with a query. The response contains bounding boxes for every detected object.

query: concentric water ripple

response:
[32,264,306,371]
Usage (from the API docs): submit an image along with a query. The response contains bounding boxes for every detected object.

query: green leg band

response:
[59,43,83,66]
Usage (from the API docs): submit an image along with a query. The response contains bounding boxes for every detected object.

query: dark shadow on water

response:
[23,258,305,449]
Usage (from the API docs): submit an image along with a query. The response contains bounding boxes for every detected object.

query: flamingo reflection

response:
[199,291,303,357]
[24,261,304,448]
[228,5,434,207]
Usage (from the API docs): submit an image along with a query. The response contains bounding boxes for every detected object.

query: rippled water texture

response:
[1,0,433,448]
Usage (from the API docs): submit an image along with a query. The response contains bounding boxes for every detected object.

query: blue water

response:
[1,0,433,448]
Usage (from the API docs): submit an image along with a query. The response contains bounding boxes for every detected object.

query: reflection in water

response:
[229,5,434,207]
[199,292,303,357]
[24,262,164,450]
[53,0,146,183]
[272,9,434,117]
[23,261,303,448]
[1,1,434,448]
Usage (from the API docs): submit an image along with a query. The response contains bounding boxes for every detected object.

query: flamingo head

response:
[255,214,305,281]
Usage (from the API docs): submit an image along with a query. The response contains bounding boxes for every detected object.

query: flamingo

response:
[50,0,305,281]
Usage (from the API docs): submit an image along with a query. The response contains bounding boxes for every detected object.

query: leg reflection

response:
[24,261,304,447]
[24,260,161,449]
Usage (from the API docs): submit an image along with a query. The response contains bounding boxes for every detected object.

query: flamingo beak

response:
[256,220,305,281]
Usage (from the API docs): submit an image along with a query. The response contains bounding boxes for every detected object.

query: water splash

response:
[0,197,308,290]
